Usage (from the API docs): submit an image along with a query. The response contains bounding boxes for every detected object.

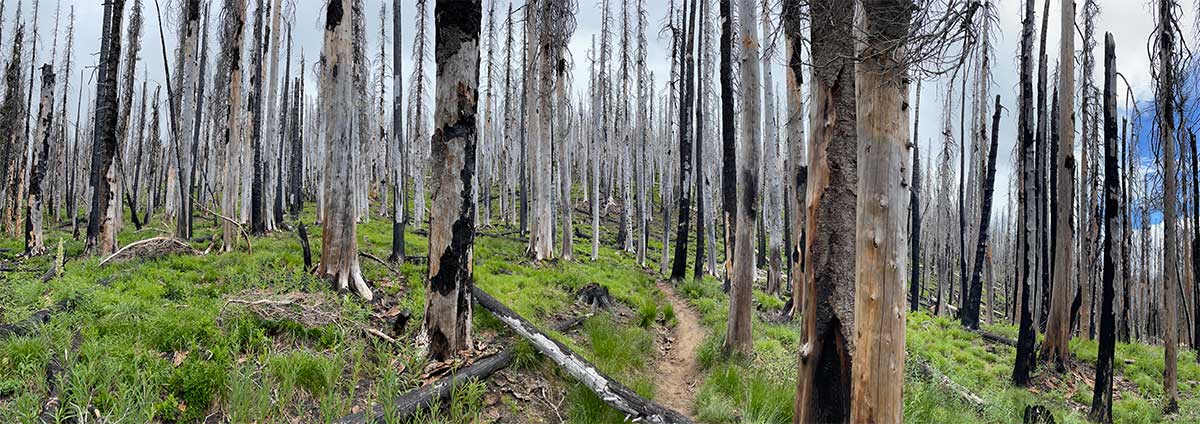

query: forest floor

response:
[0,203,1197,423]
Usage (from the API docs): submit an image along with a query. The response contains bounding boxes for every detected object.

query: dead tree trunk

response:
[783,0,806,317]
[87,0,127,256]
[174,0,202,239]
[719,0,736,291]
[389,0,406,262]
[25,64,54,256]
[316,0,373,301]
[423,0,482,361]
[1013,0,1039,387]
[473,287,692,423]
[963,95,1001,330]
[1042,0,1077,371]
[1089,32,1118,424]
[795,0,855,420]
[1157,0,1180,412]
[848,1,913,420]
[723,0,757,356]
[669,0,697,282]
[219,0,247,252]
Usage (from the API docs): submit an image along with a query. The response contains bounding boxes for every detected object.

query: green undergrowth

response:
[0,204,674,423]
[908,312,1200,423]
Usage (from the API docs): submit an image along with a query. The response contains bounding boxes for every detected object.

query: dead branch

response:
[360,252,400,276]
[98,237,200,267]
[911,356,985,411]
[194,200,253,253]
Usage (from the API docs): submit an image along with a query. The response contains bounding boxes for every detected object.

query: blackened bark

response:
[424,0,481,361]
[692,0,707,282]
[1036,0,1052,332]
[390,0,405,262]
[1013,0,1038,387]
[249,0,266,235]
[910,83,922,312]
[87,0,127,255]
[962,95,1001,330]
[1089,33,1117,424]
[669,0,697,282]
[25,64,54,256]
[719,0,736,289]
[289,76,303,217]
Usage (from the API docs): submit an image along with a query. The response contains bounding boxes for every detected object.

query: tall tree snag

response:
[849,1,912,420]
[1089,32,1117,424]
[317,0,373,301]
[424,0,481,361]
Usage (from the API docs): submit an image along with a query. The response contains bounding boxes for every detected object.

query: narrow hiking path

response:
[655,281,705,419]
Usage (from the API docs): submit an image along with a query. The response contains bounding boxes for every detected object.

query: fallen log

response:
[973,329,1017,346]
[911,356,985,411]
[0,309,51,340]
[336,316,584,424]
[473,286,692,424]
[98,237,199,267]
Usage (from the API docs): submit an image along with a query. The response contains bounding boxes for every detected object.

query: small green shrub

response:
[167,359,227,422]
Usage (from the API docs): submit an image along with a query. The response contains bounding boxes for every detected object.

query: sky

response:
[15,0,1199,223]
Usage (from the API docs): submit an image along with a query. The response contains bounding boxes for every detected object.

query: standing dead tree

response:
[1089,32,1118,424]
[86,0,127,256]
[25,64,54,256]
[424,0,482,361]
[316,0,373,301]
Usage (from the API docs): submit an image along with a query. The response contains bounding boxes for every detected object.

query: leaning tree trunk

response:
[1013,0,1039,387]
[794,0,855,421]
[424,0,481,361]
[87,0,127,256]
[962,95,1001,330]
[316,0,372,301]
[849,1,912,420]
[25,64,54,256]
[1042,0,1077,372]
[1089,32,1118,424]
[724,0,757,356]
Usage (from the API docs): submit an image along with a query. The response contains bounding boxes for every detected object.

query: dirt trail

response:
[654,281,705,419]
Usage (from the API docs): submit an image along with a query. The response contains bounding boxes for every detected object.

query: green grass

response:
[0,203,675,423]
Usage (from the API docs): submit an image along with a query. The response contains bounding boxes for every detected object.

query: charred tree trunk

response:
[962,95,1001,330]
[219,0,248,252]
[1013,0,1039,387]
[723,0,757,356]
[909,81,922,313]
[87,0,127,256]
[783,0,806,317]
[25,65,54,256]
[669,0,697,282]
[389,0,406,262]
[1089,32,1118,424]
[794,0,855,420]
[719,0,736,291]
[423,0,481,361]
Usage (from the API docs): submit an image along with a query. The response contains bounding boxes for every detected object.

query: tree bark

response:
[669,0,697,281]
[423,0,481,361]
[719,0,736,291]
[1157,0,1180,411]
[962,95,1001,330]
[87,0,127,256]
[909,81,922,313]
[724,0,756,356]
[219,0,247,252]
[389,0,406,262]
[783,0,806,317]
[25,65,54,256]
[1013,0,1039,387]
[848,1,912,420]
[794,0,855,420]
[1089,32,1118,424]
[317,0,373,301]
[1042,0,1077,371]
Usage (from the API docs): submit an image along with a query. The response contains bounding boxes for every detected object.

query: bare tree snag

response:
[1042,0,1077,372]
[795,0,855,421]
[782,0,806,317]
[316,0,373,301]
[473,287,692,424]
[87,0,126,256]
[962,95,1001,330]
[1013,0,1039,387]
[219,0,248,252]
[25,64,54,257]
[724,0,758,356]
[423,0,481,361]
[849,1,913,420]
[1156,0,1180,412]
[1089,32,1117,424]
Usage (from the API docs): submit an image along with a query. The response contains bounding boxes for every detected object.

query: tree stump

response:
[577,283,613,310]
[1023,405,1054,424]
